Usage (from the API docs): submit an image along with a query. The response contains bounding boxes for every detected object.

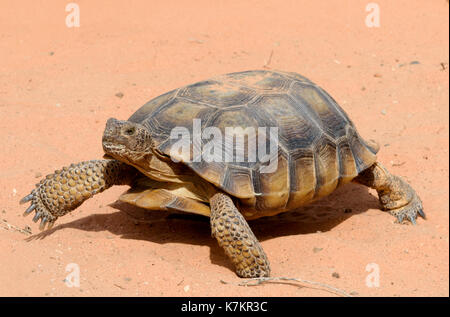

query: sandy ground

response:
[0,0,448,297]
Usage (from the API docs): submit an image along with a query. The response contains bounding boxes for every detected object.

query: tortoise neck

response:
[130,148,195,183]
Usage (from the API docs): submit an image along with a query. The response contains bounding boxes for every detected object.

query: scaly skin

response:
[20,159,137,230]
[210,193,271,278]
[353,162,425,224]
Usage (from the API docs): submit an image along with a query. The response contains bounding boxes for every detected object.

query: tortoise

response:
[20,70,424,278]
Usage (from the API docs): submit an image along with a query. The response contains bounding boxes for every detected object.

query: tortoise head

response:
[102,118,154,166]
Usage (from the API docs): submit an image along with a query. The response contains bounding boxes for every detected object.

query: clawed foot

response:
[388,195,426,225]
[373,171,426,226]
[20,187,57,231]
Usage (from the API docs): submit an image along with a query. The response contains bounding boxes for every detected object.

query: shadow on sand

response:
[27,183,381,273]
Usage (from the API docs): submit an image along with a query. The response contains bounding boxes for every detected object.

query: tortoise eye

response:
[123,127,136,136]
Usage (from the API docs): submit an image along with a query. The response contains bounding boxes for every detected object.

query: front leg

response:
[20,159,138,230]
[210,192,270,278]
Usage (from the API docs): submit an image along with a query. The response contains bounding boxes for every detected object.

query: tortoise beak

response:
[102,118,130,146]
[103,118,122,141]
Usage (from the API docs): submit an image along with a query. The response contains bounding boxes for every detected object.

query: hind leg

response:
[353,162,425,224]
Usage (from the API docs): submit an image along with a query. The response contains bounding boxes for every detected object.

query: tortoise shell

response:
[128,70,378,212]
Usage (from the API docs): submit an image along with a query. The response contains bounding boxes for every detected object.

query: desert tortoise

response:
[21,70,424,278]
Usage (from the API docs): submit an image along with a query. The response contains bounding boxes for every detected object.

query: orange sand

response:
[0,0,448,296]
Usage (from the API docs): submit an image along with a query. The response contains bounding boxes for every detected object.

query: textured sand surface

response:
[0,0,448,296]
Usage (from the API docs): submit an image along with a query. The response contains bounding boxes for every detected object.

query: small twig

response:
[1,219,32,235]
[221,276,352,297]
[263,50,274,69]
